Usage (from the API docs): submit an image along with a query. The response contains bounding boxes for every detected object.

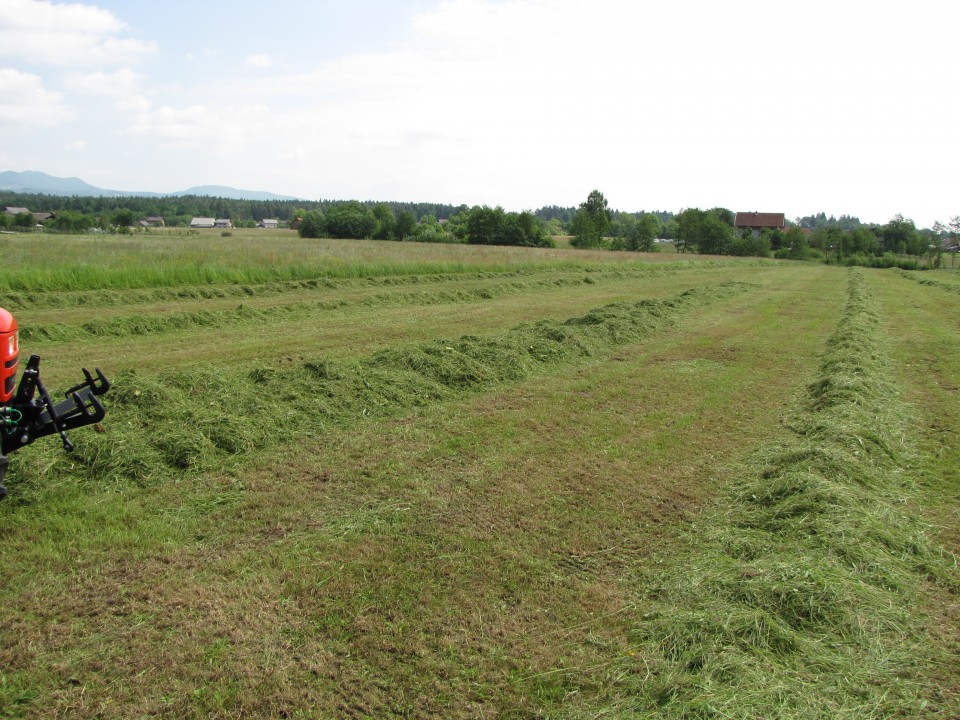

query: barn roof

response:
[734,212,785,229]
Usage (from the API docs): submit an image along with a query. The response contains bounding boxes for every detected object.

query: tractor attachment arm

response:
[2,356,110,454]
[1,356,111,497]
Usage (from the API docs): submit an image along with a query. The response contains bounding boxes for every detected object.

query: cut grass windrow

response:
[580,269,958,719]
[895,268,960,295]
[15,265,739,343]
[6,282,754,499]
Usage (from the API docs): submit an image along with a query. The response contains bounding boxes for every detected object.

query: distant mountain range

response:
[0,170,300,202]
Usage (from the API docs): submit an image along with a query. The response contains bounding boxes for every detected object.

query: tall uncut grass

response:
[585,269,958,719]
[0,233,716,293]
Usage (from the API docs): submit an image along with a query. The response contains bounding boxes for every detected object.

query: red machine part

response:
[0,307,19,404]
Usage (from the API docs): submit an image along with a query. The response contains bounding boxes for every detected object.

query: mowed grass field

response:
[0,233,957,718]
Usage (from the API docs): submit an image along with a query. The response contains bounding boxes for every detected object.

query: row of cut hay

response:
[895,268,960,295]
[0,259,761,312]
[5,282,753,498]
[17,271,678,343]
[592,270,957,719]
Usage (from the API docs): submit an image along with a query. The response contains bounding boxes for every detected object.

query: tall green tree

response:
[466,206,506,245]
[630,213,660,252]
[880,214,921,256]
[570,190,611,248]
[709,207,735,226]
[396,211,417,240]
[51,210,93,233]
[503,211,549,247]
[846,227,879,256]
[298,210,325,238]
[697,214,733,255]
[674,208,705,253]
[444,209,470,241]
[371,203,396,240]
[781,226,809,259]
[111,208,135,227]
[324,202,375,239]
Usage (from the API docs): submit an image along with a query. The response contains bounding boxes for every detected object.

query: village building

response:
[258,218,279,229]
[734,211,786,237]
[189,217,216,228]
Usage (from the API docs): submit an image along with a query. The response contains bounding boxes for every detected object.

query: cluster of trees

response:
[568,190,662,252]
[0,211,38,230]
[806,214,960,268]
[299,202,418,241]
[298,202,554,247]
[456,206,552,247]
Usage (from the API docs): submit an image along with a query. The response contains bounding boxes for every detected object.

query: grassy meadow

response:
[0,232,957,718]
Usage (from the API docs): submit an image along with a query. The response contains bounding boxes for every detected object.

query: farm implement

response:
[0,306,110,499]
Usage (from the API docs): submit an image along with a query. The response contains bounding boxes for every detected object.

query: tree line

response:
[0,192,468,230]
[3,188,956,266]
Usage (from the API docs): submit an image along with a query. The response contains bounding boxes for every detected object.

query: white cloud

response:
[64,68,142,96]
[127,103,273,155]
[65,139,88,152]
[115,94,152,113]
[0,0,156,67]
[246,53,273,68]
[185,47,220,63]
[0,68,73,127]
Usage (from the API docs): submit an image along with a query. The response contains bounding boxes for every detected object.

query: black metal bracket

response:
[1,356,110,455]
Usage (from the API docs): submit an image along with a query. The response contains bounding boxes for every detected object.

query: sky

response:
[0,0,957,227]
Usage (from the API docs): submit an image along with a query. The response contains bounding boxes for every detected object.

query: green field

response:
[0,234,957,718]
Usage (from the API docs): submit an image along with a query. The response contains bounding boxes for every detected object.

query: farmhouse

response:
[258,218,279,229]
[4,207,31,216]
[735,211,786,237]
[190,217,216,228]
[214,219,233,229]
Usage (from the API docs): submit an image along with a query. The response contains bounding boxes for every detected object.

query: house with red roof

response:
[735,211,785,238]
